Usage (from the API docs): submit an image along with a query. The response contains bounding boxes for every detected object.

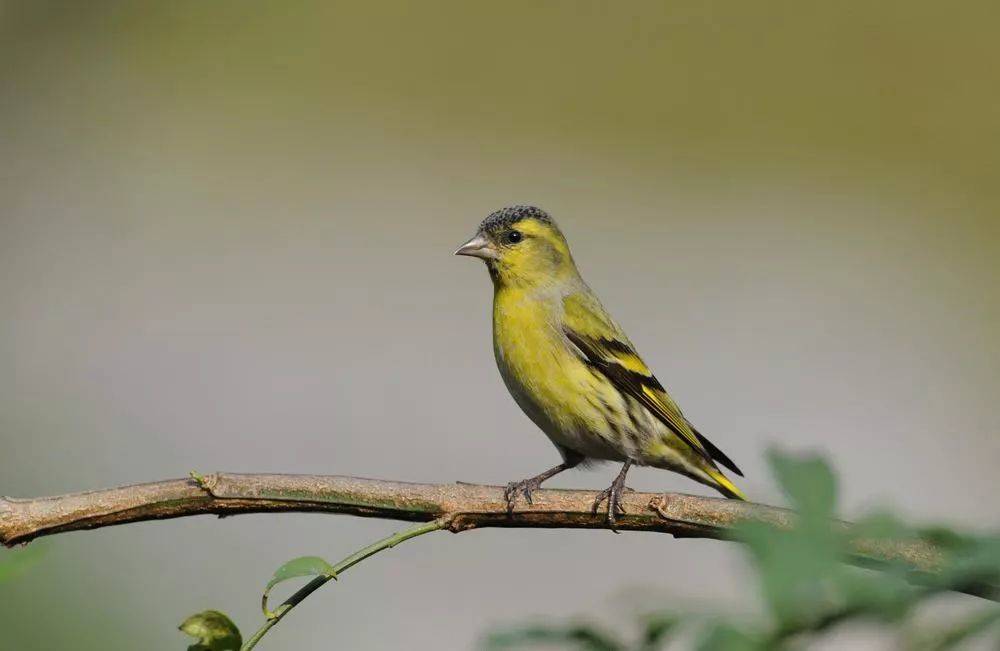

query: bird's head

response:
[455,206,579,288]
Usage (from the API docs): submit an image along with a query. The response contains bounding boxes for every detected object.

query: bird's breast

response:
[492,291,567,401]
[491,289,613,449]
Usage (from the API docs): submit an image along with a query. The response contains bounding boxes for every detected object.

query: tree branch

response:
[0,472,948,571]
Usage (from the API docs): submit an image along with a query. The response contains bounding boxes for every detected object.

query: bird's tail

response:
[707,468,747,501]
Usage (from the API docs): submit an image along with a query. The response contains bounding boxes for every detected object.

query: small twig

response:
[241,517,451,650]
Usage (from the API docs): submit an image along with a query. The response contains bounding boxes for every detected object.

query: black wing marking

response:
[690,424,743,476]
[565,329,715,465]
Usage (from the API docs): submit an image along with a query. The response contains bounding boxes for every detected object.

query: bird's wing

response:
[562,291,742,476]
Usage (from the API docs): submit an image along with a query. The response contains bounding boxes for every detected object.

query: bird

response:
[455,205,746,526]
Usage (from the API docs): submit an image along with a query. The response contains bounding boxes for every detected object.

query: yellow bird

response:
[456,206,745,525]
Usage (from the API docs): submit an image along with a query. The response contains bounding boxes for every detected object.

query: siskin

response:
[456,206,745,525]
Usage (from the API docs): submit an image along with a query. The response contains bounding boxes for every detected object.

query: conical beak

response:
[454,234,497,260]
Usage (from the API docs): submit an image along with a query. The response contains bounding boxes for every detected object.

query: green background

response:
[1,2,998,648]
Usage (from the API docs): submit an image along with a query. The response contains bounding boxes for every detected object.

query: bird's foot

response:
[503,477,545,513]
[500,461,579,514]
[592,460,634,531]
[591,484,628,530]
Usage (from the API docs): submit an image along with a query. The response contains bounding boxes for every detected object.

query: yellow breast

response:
[492,287,611,441]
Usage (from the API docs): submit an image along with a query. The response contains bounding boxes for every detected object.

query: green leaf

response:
[934,534,1000,595]
[918,526,973,551]
[695,622,765,651]
[734,451,848,629]
[483,623,624,650]
[736,518,844,628]
[0,545,45,583]
[841,513,921,619]
[850,512,914,541]
[767,449,837,519]
[637,613,678,650]
[179,610,242,651]
[261,555,337,618]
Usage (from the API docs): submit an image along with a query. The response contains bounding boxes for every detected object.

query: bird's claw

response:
[592,485,627,530]
[503,478,542,513]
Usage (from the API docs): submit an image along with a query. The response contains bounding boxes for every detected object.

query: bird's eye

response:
[505,230,523,244]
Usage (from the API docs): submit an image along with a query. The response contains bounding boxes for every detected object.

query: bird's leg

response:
[592,459,633,529]
[503,458,580,513]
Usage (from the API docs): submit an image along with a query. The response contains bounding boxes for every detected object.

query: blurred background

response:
[1,1,998,648]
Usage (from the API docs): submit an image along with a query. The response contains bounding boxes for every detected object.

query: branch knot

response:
[189,471,218,495]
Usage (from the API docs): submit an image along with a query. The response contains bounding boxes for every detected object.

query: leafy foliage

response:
[484,615,678,651]
[173,451,999,650]
[178,519,449,650]
[486,622,627,651]
[179,610,242,651]
[485,450,1000,650]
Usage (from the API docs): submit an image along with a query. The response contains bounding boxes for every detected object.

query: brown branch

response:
[0,472,983,598]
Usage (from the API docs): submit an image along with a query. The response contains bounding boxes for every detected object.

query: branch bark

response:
[1,472,947,571]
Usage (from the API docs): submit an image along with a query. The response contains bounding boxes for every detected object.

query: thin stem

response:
[241,517,450,651]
